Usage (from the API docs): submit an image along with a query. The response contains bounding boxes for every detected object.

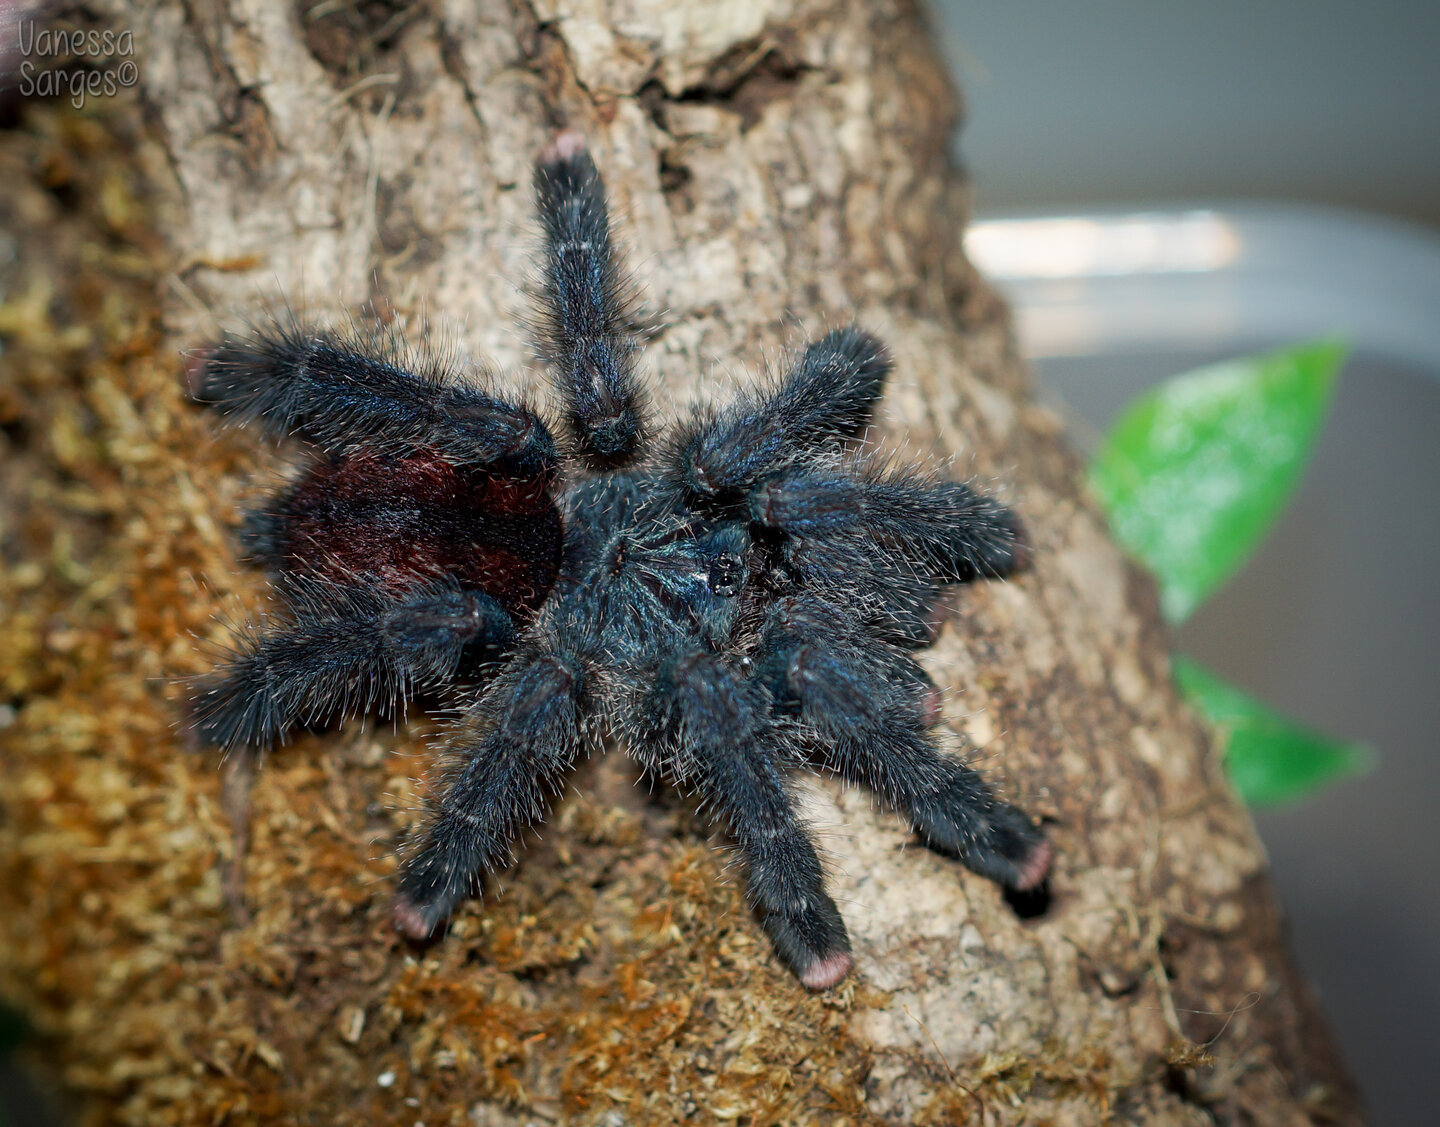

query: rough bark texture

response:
[0,0,1363,1124]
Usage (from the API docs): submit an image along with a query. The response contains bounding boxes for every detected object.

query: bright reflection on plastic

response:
[966,211,1241,279]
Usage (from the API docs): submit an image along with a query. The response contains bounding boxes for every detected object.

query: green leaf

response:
[1089,340,1347,622]
[1173,656,1370,806]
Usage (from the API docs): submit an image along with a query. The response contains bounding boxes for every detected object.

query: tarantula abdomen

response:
[240,450,563,614]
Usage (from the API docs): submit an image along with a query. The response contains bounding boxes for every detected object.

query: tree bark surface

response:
[0,0,1363,1124]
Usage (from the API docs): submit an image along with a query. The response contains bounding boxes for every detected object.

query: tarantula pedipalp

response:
[189,130,1051,990]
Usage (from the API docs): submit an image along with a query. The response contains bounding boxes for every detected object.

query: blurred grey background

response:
[940,0,1440,228]
[931,3,1440,1124]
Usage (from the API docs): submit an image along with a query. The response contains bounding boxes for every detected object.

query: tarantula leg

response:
[678,328,891,498]
[533,131,647,464]
[191,583,514,751]
[753,466,1025,581]
[782,536,948,648]
[393,650,584,939]
[647,652,852,989]
[193,324,557,476]
[757,595,940,731]
[759,600,1051,892]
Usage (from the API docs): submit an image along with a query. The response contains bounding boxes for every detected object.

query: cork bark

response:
[0,0,1363,1123]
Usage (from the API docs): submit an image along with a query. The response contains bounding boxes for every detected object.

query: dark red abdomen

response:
[271,451,562,615]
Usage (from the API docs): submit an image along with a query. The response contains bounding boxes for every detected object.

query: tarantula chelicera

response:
[189,131,1050,990]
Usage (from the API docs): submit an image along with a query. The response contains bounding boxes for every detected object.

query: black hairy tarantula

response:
[189,131,1050,990]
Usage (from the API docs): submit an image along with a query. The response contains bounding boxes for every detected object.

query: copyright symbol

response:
[117,60,138,87]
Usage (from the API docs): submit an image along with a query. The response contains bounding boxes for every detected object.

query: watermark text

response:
[15,20,138,109]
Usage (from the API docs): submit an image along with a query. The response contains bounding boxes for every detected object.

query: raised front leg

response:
[533,132,648,464]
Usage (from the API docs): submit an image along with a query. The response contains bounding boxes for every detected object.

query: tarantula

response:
[189,131,1050,990]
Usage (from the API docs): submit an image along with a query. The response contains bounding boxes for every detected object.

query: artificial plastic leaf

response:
[1173,656,1370,806]
[1090,340,1346,622]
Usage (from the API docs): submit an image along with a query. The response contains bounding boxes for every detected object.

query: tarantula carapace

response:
[190,131,1050,990]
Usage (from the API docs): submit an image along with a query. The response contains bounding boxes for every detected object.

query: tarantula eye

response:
[707,553,745,597]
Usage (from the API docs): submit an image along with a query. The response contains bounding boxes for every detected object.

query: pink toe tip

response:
[182,349,213,400]
[918,686,943,729]
[391,898,435,941]
[1013,838,1054,892]
[540,129,588,165]
[925,600,952,643]
[799,951,854,991]
[1007,524,1034,574]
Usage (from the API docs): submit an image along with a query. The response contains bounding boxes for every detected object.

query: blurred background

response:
[932,3,1440,1124]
